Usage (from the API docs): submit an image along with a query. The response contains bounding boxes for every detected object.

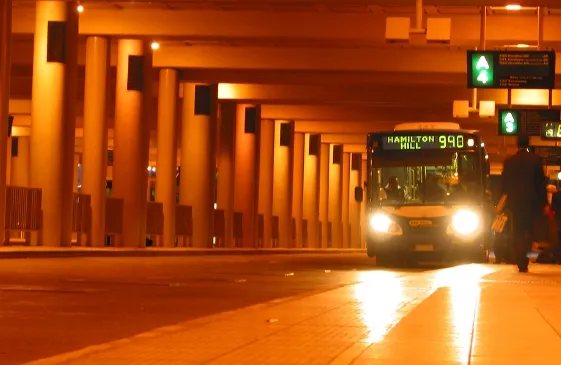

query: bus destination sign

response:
[381,134,471,151]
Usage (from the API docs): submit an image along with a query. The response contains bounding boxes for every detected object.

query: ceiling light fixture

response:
[151,42,160,51]
[77,4,84,13]
[505,4,521,11]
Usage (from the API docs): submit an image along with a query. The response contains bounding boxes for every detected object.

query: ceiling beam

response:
[12,7,561,46]
[218,83,479,106]
[180,69,466,86]
[321,134,365,145]
[264,104,460,122]
[155,45,561,73]
[155,46,467,72]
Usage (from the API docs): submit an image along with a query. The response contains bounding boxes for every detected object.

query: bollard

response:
[271,216,280,248]
[233,211,243,248]
[213,209,226,247]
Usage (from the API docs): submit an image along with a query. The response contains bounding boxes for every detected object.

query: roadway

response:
[0,253,435,365]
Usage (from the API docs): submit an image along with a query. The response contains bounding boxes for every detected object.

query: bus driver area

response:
[355,122,491,266]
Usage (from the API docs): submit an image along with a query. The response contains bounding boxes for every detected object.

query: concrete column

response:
[11,137,30,187]
[0,0,11,244]
[303,134,320,248]
[361,158,367,248]
[113,39,146,247]
[138,49,153,248]
[318,143,330,248]
[0,0,10,244]
[233,105,259,247]
[341,152,350,248]
[156,69,178,247]
[216,102,235,247]
[349,153,361,248]
[272,120,294,248]
[82,36,109,247]
[292,132,305,248]
[30,1,79,247]
[328,145,342,248]
[179,83,217,248]
[257,119,274,248]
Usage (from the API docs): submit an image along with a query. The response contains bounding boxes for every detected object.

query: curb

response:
[0,248,365,259]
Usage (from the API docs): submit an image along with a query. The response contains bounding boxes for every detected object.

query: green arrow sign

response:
[499,110,518,135]
[469,53,494,87]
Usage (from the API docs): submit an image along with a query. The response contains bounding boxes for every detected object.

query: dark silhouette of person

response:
[491,175,512,264]
[385,176,404,201]
[500,134,549,272]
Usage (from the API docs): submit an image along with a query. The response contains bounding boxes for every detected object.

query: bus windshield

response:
[370,150,482,206]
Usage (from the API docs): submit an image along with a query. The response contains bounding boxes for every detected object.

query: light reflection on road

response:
[353,265,493,347]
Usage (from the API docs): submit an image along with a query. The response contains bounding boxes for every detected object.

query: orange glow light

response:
[77,4,84,13]
[505,4,521,10]
[151,42,160,51]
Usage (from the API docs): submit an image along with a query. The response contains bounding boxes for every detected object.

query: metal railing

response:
[3,188,364,249]
[4,186,42,245]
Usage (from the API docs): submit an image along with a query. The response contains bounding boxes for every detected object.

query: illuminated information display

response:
[467,50,555,89]
[542,122,561,140]
[381,134,471,151]
[498,109,561,136]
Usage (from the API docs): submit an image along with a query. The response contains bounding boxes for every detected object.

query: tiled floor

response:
[26,264,561,365]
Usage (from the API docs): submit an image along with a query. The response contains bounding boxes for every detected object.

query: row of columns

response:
[0,1,367,248]
[212,109,366,249]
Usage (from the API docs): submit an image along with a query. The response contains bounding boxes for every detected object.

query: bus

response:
[354,122,492,266]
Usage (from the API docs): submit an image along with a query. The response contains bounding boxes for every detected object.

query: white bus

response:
[354,123,492,266]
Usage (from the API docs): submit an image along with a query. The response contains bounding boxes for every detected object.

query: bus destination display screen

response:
[380,134,472,151]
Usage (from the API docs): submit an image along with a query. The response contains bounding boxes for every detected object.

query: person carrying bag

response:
[498,135,549,273]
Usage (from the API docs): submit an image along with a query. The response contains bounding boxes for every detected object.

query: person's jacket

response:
[500,149,548,215]
[551,190,561,225]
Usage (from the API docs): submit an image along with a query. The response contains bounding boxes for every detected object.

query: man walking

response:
[500,135,549,272]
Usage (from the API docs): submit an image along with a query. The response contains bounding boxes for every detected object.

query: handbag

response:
[491,194,509,233]
[491,213,509,233]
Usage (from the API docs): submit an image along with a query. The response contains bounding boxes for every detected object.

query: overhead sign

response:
[497,109,561,136]
[467,50,556,89]
[499,110,518,135]
[542,121,561,140]
[381,133,473,150]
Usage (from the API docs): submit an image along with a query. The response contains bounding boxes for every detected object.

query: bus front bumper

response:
[367,231,486,255]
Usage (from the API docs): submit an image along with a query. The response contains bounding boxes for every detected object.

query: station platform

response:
[25,263,561,365]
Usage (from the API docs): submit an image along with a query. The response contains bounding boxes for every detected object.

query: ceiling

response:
[8,0,557,161]
[10,1,561,12]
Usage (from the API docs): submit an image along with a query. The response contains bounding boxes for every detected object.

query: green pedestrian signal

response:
[469,53,495,88]
[499,110,518,135]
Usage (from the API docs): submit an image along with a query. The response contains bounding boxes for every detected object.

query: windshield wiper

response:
[394,193,411,209]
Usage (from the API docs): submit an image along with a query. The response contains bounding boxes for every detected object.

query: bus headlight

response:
[451,209,480,236]
[369,213,402,235]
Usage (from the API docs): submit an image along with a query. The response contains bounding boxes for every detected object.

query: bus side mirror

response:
[354,186,364,203]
